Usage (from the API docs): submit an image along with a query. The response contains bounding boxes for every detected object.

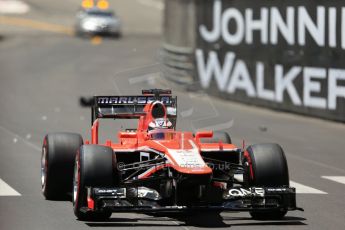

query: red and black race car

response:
[41,89,302,221]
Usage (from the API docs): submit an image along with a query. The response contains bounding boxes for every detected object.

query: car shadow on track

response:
[85,213,307,228]
[223,216,307,227]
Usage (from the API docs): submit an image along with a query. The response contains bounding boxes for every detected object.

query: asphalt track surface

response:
[1,1,345,230]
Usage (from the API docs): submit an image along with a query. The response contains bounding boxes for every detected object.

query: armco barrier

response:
[162,0,196,84]
[163,0,345,122]
[160,43,194,85]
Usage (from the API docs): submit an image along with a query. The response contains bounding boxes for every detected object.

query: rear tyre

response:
[41,133,83,200]
[244,143,289,220]
[199,131,232,144]
[73,145,119,221]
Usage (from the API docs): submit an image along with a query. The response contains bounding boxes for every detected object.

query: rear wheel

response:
[41,133,83,200]
[199,131,231,144]
[244,143,289,220]
[73,145,119,221]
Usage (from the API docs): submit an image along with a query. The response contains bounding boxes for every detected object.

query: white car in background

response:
[75,8,121,38]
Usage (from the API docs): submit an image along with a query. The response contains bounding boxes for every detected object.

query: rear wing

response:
[79,90,177,124]
[79,89,177,125]
[93,95,176,119]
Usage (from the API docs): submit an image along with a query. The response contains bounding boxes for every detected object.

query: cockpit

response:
[148,129,176,140]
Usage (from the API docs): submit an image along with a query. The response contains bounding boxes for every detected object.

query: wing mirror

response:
[195,131,213,142]
[119,132,137,139]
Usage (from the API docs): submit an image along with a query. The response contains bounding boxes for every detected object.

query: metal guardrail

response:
[160,43,194,85]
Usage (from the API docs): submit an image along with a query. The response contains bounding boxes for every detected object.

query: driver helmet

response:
[148,118,173,140]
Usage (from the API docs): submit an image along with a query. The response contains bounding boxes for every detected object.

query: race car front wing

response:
[80,186,303,214]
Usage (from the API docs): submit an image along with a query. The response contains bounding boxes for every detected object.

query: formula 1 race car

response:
[41,89,302,221]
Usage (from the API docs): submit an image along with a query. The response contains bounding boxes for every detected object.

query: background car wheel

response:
[244,143,289,220]
[113,32,121,38]
[41,133,83,200]
[75,30,90,39]
[73,145,119,221]
[199,131,232,144]
[75,30,83,37]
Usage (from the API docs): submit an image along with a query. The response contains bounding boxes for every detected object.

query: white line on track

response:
[137,0,164,10]
[290,181,327,194]
[128,73,158,84]
[0,178,21,196]
[0,0,30,14]
[0,125,41,151]
[171,220,190,230]
[321,176,345,185]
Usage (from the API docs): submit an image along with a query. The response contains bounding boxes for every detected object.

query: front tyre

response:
[41,133,83,200]
[73,145,118,221]
[244,143,289,220]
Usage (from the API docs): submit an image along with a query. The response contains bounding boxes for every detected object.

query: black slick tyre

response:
[73,145,119,221]
[41,133,83,200]
[244,143,289,220]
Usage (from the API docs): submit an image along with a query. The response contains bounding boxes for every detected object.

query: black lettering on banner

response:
[196,0,345,122]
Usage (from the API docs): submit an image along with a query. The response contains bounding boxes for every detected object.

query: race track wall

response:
[163,0,345,122]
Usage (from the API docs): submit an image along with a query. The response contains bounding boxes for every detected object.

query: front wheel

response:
[244,143,289,220]
[73,145,118,221]
[41,133,83,200]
